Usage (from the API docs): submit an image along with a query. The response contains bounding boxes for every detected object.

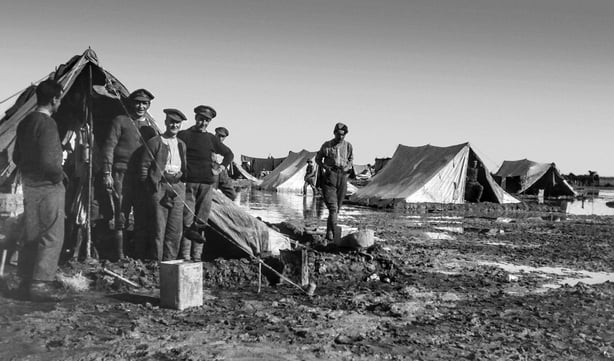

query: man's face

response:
[195,114,211,131]
[51,94,62,113]
[165,118,182,135]
[216,134,227,143]
[132,100,151,117]
[334,130,346,142]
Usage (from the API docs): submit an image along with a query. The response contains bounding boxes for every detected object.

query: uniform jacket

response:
[102,114,154,171]
[177,126,234,184]
[139,135,187,189]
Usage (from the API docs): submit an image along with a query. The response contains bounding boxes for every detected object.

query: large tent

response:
[259,150,317,192]
[0,49,281,259]
[493,159,576,197]
[350,143,519,205]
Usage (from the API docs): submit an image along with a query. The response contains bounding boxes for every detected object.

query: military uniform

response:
[178,106,234,261]
[316,123,353,241]
[139,109,187,261]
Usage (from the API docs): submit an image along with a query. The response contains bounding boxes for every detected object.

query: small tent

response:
[259,150,317,192]
[350,143,519,205]
[373,157,391,175]
[241,154,286,177]
[493,159,575,197]
[229,160,261,185]
[350,164,372,180]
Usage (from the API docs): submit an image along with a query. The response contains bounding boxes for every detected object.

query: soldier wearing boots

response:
[101,88,156,260]
[315,122,353,243]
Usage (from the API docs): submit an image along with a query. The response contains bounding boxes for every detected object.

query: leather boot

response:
[114,229,125,260]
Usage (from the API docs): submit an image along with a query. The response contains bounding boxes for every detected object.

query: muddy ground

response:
[1,207,614,360]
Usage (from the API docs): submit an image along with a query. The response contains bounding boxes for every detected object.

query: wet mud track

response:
[1,211,614,360]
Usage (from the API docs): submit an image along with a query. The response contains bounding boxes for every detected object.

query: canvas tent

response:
[0,48,282,259]
[373,157,391,175]
[229,160,261,185]
[240,154,286,177]
[350,164,372,180]
[350,143,519,205]
[259,150,317,192]
[493,159,575,197]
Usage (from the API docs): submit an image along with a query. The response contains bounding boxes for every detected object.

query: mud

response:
[1,208,614,360]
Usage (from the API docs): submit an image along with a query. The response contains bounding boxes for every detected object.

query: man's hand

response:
[103,173,114,189]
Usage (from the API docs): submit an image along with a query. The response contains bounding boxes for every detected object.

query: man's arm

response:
[213,136,234,168]
[344,142,354,173]
[315,142,327,170]
[102,117,122,173]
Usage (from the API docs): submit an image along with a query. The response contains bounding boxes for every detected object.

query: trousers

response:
[19,183,65,282]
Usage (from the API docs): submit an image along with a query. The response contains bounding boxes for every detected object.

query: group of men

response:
[12,78,354,301]
[12,79,235,300]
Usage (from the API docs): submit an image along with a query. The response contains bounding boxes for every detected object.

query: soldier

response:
[13,79,66,301]
[315,122,353,242]
[178,105,233,261]
[101,88,156,260]
[213,126,236,201]
[139,109,187,261]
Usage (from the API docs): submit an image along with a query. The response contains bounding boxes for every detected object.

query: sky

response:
[1,0,613,175]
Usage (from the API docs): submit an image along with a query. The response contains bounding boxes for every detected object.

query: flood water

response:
[560,189,614,216]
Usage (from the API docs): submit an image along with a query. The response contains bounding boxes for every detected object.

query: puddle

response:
[559,189,614,216]
[478,261,614,288]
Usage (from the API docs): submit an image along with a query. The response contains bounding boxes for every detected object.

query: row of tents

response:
[249,144,575,205]
[0,50,576,251]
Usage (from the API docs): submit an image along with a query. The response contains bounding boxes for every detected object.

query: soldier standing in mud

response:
[212,126,236,201]
[178,105,234,261]
[139,109,187,261]
[315,122,353,242]
[13,79,66,301]
[101,89,156,260]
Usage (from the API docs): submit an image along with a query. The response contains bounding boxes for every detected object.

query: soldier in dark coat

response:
[101,88,156,259]
[13,79,66,301]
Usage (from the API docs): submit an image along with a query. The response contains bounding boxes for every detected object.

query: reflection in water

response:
[561,189,614,216]
[238,190,328,224]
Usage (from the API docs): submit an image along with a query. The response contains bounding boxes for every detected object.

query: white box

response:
[160,261,203,310]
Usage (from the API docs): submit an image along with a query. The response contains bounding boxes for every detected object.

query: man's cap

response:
[194,105,217,119]
[163,108,187,122]
[334,122,348,134]
[129,88,154,101]
[215,127,229,137]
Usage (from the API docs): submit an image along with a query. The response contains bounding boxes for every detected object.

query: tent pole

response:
[85,65,93,259]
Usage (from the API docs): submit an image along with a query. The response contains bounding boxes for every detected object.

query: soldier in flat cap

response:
[177,105,234,261]
[101,88,157,260]
[212,127,236,201]
[139,109,187,261]
[315,122,353,243]
[13,79,66,301]
[303,159,318,196]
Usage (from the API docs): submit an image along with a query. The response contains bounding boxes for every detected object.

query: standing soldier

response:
[139,109,187,261]
[101,88,156,260]
[213,126,236,201]
[315,122,353,242]
[13,79,66,301]
[178,106,233,261]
